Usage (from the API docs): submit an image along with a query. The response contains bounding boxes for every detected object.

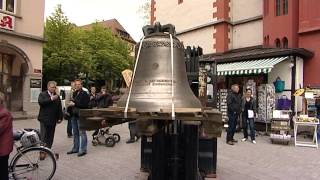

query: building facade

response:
[151,0,319,87]
[151,0,263,54]
[298,0,320,86]
[0,0,45,116]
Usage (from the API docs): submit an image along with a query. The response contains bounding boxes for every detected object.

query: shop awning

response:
[217,56,288,76]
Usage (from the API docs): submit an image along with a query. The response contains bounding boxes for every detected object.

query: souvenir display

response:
[257,84,276,122]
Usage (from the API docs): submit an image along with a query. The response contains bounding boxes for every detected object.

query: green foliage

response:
[43,5,132,87]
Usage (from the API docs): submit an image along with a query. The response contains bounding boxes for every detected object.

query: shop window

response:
[283,0,288,15]
[276,0,281,16]
[1,0,15,13]
[275,38,281,48]
[178,0,183,4]
[282,37,288,48]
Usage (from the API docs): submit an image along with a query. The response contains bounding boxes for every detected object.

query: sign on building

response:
[0,13,15,31]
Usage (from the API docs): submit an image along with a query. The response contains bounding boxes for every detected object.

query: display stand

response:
[270,110,291,145]
[293,117,319,148]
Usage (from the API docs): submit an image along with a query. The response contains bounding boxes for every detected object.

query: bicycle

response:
[8,128,57,180]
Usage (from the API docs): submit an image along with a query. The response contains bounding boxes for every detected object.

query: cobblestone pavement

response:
[13,119,320,180]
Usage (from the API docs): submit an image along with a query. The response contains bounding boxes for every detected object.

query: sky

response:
[45,0,148,41]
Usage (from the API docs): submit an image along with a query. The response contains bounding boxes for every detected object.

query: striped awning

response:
[217,57,288,76]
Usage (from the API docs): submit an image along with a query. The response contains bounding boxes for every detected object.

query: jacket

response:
[0,106,13,156]
[96,93,113,108]
[88,93,98,109]
[227,91,242,114]
[38,91,63,125]
[73,89,90,109]
[241,97,257,114]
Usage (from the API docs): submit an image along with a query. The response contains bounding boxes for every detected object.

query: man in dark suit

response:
[38,81,63,149]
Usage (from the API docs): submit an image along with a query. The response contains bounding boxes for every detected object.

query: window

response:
[276,0,281,16]
[275,38,281,48]
[1,0,15,13]
[282,37,288,48]
[178,0,183,4]
[283,0,288,15]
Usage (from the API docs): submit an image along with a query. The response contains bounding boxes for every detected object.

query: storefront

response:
[0,0,45,117]
[200,47,313,123]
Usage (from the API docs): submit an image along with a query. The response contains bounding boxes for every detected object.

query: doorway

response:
[0,53,23,111]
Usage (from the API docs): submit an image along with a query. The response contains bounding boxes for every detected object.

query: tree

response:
[43,5,132,89]
[81,23,132,81]
[43,4,82,86]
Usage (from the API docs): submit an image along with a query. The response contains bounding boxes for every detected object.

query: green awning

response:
[217,57,288,76]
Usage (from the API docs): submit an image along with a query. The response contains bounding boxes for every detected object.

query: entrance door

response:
[0,53,23,111]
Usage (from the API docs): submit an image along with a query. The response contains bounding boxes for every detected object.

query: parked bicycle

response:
[8,128,57,180]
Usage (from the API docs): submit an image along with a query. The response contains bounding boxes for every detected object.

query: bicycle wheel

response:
[11,146,56,180]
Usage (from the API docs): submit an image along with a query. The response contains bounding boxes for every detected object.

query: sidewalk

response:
[12,119,320,180]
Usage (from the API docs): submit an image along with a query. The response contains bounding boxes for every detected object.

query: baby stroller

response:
[92,127,121,147]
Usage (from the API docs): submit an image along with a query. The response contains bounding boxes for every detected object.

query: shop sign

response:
[30,79,42,103]
[30,79,42,88]
[122,69,132,87]
[0,13,15,31]
[33,69,42,74]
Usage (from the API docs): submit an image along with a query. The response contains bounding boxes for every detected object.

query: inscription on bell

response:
[135,79,177,86]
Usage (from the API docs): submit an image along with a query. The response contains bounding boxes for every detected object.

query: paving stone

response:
[12,119,320,180]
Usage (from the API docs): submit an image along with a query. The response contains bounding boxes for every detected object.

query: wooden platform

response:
[79,107,223,137]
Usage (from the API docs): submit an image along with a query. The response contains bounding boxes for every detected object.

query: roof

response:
[201,46,314,63]
[80,19,136,44]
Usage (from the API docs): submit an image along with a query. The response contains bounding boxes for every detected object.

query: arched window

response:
[275,38,281,48]
[283,0,288,15]
[282,37,288,48]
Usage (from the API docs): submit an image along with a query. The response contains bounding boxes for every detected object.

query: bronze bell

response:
[117,22,202,112]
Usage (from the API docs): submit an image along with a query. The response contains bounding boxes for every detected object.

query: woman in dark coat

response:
[241,88,257,144]
[0,93,13,180]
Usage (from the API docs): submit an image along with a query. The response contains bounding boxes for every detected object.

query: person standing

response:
[241,88,257,144]
[0,92,13,180]
[65,81,76,138]
[96,86,113,108]
[88,86,98,109]
[38,81,63,149]
[67,79,90,157]
[226,84,242,145]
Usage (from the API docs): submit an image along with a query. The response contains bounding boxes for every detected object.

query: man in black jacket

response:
[96,86,113,108]
[226,84,242,145]
[67,79,90,157]
[38,81,63,149]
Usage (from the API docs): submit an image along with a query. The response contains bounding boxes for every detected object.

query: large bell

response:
[117,22,202,112]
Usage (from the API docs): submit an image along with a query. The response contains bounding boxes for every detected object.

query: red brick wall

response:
[263,0,299,48]
[150,0,156,25]
[299,0,320,86]
[213,0,230,52]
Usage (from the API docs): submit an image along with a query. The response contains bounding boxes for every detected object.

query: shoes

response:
[126,139,135,144]
[241,138,247,142]
[67,150,78,155]
[77,152,87,157]
[226,141,234,145]
[252,140,257,144]
[232,139,238,143]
